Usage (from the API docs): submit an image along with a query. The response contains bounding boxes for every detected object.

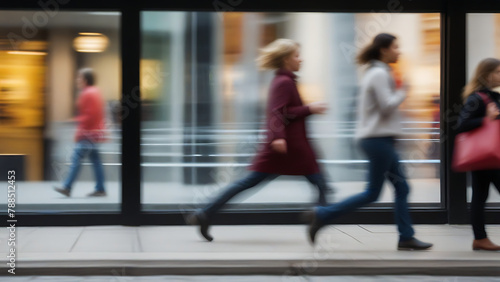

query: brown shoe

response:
[472,238,500,251]
[87,191,107,197]
[54,187,70,197]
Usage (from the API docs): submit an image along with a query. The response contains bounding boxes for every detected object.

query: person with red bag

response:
[187,38,332,242]
[456,58,500,251]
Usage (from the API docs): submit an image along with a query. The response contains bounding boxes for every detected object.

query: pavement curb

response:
[5,259,500,276]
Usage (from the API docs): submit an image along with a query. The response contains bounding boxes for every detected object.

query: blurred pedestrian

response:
[304,33,433,251]
[187,38,333,242]
[456,57,500,251]
[54,68,107,197]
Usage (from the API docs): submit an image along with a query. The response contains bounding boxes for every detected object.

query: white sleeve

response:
[369,69,407,116]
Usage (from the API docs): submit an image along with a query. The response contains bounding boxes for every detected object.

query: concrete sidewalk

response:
[1,224,499,276]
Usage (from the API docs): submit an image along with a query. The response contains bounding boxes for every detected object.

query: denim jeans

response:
[315,137,415,241]
[63,140,105,192]
[203,171,328,217]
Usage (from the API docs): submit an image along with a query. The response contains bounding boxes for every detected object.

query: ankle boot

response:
[472,238,500,251]
[186,210,213,242]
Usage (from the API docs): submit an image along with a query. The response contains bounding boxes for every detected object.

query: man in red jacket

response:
[55,68,107,197]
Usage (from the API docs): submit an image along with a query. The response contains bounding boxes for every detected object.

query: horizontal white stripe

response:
[72,159,440,167]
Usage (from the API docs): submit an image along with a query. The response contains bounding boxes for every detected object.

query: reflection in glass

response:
[140,12,442,210]
[0,11,121,211]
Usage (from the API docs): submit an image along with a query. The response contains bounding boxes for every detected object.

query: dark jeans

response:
[315,137,415,241]
[63,140,105,192]
[203,171,329,217]
[470,170,500,240]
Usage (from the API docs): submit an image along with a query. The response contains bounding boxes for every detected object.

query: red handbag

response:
[452,92,500,172]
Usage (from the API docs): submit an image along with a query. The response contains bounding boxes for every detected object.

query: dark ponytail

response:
[356,33,397,65]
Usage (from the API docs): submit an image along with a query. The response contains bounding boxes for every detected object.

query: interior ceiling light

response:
[73,32,109,53]
[7,51,47,56]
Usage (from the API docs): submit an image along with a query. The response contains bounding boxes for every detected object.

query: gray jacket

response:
[355,60,407,139]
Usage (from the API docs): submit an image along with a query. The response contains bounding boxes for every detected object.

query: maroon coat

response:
[250,69,320,175]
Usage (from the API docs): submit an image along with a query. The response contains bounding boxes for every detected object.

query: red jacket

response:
[250,69,320,175]
[75,86,106,143]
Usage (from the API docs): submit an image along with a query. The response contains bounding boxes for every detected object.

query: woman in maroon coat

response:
[188,38,331,242]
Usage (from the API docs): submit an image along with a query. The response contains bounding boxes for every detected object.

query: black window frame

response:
[1,0,499,226]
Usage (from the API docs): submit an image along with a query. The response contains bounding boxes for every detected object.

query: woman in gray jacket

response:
[304,33,433,251]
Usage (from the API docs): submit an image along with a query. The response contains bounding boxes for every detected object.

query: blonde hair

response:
[463,58,500,101]
[257,38,299,70]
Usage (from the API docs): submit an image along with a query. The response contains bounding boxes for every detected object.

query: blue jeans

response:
[203,171,328,217]
[63,140,105,192]
[315,137,415,241]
